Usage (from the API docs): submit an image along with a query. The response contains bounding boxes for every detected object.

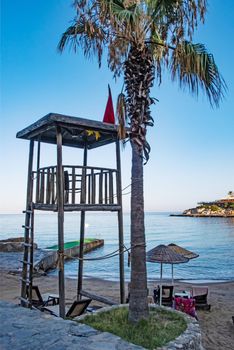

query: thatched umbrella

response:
[168,243,199,260]
[147,244,189,305]
[168,244,199,284]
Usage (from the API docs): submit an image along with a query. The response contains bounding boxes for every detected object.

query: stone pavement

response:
[0,301,144,350]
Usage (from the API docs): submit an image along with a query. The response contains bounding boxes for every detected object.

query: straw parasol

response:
[168,243,199,284]
[147,244,189,305]
[168,243,199,260]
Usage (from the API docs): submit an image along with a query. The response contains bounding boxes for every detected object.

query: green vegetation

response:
[200,202,234,212]
[79,307,187,349]
[199,205,210,210]
[210,205,220,212]
[200,204,220,211]
[223,203,234,209]
[46,239,95,250]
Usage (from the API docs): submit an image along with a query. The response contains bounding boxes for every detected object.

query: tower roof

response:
[16,113,129,149]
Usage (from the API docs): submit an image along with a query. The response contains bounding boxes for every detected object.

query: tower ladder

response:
[20,205,35,307]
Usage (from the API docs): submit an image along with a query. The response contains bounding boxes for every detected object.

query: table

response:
[174,291,191,299]
[42,293,60,306]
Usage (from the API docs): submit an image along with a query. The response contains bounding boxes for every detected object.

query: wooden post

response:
[99,170,103,204]
[91,169,95,204]
[104,172,108,204]
[160,263,163,306]
[29,207,35,304]
[56,126,65,318]
[51,168,55,204]
[36,140,40,203]
[109,171,114,204]
[88,174,91,204]
[40,170,45,203]
[72,167,76,204]
[77,144,87,300]
[116,140,125,303]
[21,140,34,305]
[46,168,51,204]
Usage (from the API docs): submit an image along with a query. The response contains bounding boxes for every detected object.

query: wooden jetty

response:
[34,239,104,272]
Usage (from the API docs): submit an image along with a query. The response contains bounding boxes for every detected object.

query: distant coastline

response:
[171,191,234,217]
[170,213,234,217]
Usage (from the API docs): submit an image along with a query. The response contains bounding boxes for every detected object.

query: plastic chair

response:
[192,286,211,310]
[153,285,174,307]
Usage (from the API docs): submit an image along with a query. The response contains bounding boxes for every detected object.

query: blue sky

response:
[1,0,234,213]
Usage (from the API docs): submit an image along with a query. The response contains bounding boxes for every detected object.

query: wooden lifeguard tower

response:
[16,113,127,318]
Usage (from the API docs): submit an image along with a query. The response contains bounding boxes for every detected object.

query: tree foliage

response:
[59,0,225,108]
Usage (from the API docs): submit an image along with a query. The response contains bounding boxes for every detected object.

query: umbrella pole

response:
[160,263,163,306]
[171,264,174,284]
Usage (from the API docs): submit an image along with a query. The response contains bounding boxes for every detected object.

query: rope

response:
[131,242,147,248]
[57,251,64,270]
[56,242,146,265]
[60,246,129,262]
[122,191,131,196]
[102,178,143,201]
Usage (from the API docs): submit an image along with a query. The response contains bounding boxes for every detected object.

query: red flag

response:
[103,85,115,124]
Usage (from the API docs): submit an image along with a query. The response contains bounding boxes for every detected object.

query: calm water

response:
[0,212,234,281]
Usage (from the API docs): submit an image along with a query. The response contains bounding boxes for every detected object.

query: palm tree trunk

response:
[129,141,149,322]
[125,46,155,322]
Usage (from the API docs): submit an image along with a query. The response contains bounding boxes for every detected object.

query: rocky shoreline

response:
[171,193,234,217]
[0,237,104,274]
[170,213,234,217]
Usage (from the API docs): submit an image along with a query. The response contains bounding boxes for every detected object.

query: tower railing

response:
[33,165,118,207]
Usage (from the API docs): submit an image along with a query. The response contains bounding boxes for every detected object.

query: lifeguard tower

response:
[16,113,128,317]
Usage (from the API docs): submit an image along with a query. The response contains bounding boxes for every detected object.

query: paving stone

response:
[0,301,203,350]
[0,301,144,350]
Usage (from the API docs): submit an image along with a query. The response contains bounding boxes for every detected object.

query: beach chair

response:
[26,285,59,307]
[153,285,174,307]
[43,298,92,318]
[191,286,211,310]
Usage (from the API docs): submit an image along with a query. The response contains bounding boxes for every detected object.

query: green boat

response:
[46,239,96,250]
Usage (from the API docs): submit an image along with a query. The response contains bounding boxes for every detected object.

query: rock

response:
[0,237,38,252]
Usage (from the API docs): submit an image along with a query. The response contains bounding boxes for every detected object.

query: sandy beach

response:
[0,269,233,350]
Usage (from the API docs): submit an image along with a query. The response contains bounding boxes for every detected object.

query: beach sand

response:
[0,270,233,350]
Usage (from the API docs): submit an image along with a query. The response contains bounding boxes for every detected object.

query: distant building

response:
[217,191,234,203]
[198,191,234,205]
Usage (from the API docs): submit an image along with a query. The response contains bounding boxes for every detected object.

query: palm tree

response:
[58,0,226,323]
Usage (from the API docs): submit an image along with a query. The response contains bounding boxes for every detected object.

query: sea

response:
[0,212,234,282]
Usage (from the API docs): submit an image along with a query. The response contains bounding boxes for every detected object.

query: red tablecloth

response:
[174,297,196,318]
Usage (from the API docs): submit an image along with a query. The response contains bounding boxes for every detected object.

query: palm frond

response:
[148,0,181,19]
[148,0,207,42]
[171,41,226,107]
[108,37,129,76]
[58,24,82,52]
[58,18,106,66]
[111,0,139,23]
